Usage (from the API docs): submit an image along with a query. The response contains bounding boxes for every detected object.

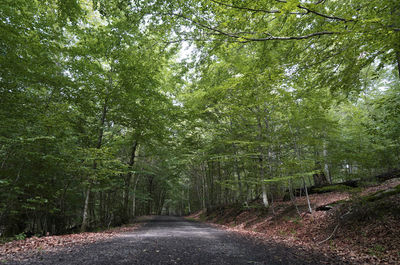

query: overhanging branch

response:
[210,0,352,22]
[173,13,341,42]
[210,0,305,15]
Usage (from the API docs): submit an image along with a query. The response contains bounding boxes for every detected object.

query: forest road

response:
[6,216,346,265]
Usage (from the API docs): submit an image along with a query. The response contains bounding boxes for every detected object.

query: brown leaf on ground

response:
[0,223,141,261]
[189,179,400,264]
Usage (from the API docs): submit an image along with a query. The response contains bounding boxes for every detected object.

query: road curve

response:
[6,216,345,265]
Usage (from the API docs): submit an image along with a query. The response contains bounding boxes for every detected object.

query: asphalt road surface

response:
[6,216,346,265]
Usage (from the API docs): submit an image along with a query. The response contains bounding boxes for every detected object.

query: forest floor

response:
[0,222,146,263]
[188,178,400,264]
[1,216,347,265]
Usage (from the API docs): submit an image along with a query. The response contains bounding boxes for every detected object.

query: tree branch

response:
[275,0,352,22]
[317,210,351,245]
[173,13,341,42]
[210,0,306,15]
[244,31,340,41]
[297,5,352,22]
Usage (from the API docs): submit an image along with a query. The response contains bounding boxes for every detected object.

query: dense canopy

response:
[0,0,399,237]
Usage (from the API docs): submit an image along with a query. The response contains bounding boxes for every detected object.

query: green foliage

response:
[14,233,26,241]
[0,0,399,237]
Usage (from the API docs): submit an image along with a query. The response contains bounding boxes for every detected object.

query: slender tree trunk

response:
[99,191,104,225]
[395,2,400,78]
[233,147,243,202]
[81,184,91,232]
[396,47,400,78]
[259,154,269,207]
[131,174,140,220]
[323,142,331,184]
[270,185,275,215]
[201,164,206,210]
[261,180,269,207]
[187,185,191,214]
[193,166,202,211]
[303,177,312,213]
[208,161,214,208]
[81,95,108,232]
[217,160,222,205]
[257,114,269,207]
[289,179,300,216]
[291,126,312,214]
[124,140,138,223]
[219,160,227,205]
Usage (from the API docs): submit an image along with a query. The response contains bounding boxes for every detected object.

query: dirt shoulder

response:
[0,218,147,263]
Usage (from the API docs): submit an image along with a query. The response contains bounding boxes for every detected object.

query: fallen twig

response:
[317,210,350,245]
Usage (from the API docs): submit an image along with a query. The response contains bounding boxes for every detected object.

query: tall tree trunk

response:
[131,174,140,221]
[396,49,400,79]
[123,140,138,223]
[99,191,104,225]
[259,154,269,207]
[81,183,91,232]
[233,146,243,202]
[289,179,300,216]
[147,176,154,215]
[208,161,214,208]
[201,164,206,210]
[261,179,269,207]
[323,142,331,184]
[395,4,400,79]
[217,160,222,205]
[303,177,312,213]
[257,114,269,207]
[187,185,191,214]
[81,96,108,232]
[235,162,242,203]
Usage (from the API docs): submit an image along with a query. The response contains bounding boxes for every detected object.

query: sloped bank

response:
[188,179,400,264]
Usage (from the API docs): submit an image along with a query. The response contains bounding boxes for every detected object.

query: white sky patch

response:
[284,65,298,77]
[177,41,195,63]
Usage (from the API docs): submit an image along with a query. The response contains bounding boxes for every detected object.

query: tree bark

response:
[201,164,206,210]
[289,179,300,216]
[81,95,108,232]
[323,143,331,184]
[303,177,312,213]
[233,146,243,202]
[80,183,91,232]
[123,140,138,223]
[187,185,191,214]
[256,114,269,207]
[396,50,400,79]
[131,175,139,219]
[313,171,329,187]
[259,154,269,207]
